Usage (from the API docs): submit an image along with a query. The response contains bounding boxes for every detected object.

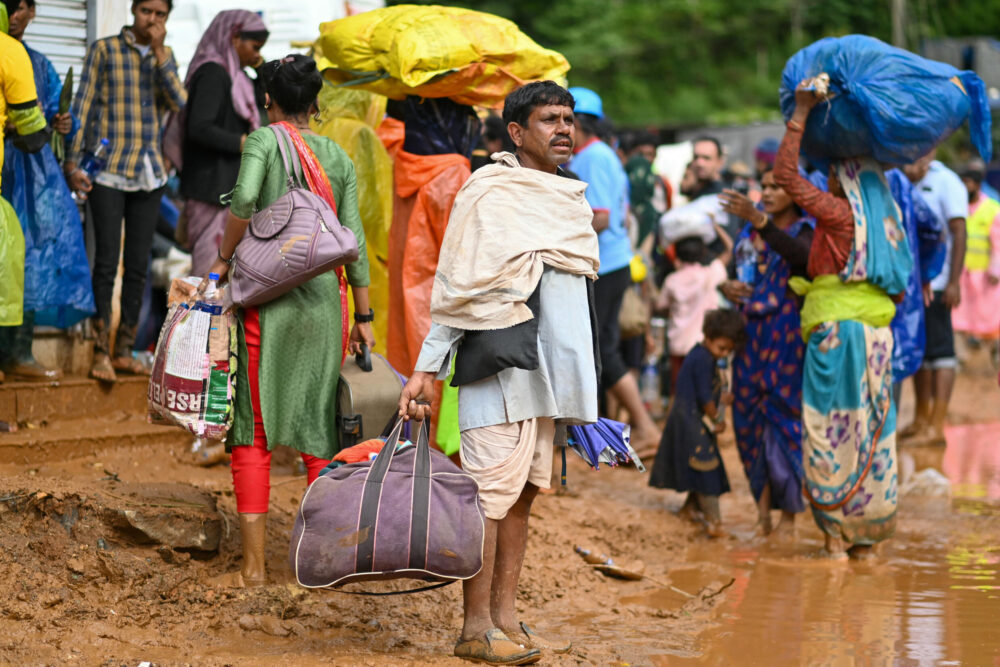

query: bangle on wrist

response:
[354,308,374,323]
[217,249,234,266]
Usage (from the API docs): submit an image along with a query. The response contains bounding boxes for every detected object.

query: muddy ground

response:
[0,366,997,667]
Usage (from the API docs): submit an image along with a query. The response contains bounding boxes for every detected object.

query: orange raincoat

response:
[387,149,471,456]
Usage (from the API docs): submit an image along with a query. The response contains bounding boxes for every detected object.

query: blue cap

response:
[99,138,110,145]
[568,87,604,119]
[209,272,220,281]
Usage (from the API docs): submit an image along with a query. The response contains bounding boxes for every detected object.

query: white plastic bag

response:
[659,194,723,246]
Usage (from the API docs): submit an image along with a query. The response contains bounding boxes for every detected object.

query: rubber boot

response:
[3,311,62,381]
[239,513,268,586]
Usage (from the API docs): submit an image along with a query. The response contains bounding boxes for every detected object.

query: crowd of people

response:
[0,0,997,664]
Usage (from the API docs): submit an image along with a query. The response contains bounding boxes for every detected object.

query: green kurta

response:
[226,127,370,459]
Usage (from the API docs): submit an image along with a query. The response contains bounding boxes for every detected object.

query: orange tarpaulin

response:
[386,149,471,374]
[387,149,470,456]
[377,117,405,162]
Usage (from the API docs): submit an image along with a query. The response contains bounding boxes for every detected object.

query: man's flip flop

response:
[454,628,541,665]
[518,621,572,654]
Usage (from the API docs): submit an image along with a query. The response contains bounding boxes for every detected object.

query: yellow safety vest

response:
[965,195,1000,271]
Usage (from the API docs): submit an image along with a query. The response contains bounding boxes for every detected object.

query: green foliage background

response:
[389,0,1000,127]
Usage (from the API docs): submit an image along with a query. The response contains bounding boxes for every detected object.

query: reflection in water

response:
[624,427,1000,667]
[943,423,1000,502]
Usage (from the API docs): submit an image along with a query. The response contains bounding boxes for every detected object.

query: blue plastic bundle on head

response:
[780,35,992,165]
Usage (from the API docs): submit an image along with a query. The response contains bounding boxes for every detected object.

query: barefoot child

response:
[648,309,746,537]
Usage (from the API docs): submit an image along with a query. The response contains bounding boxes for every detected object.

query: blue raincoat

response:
[1,45,94,327]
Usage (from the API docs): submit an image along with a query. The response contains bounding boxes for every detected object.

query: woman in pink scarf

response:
[172,10,268,275]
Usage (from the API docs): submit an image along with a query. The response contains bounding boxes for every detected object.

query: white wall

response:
[91,0,131,41]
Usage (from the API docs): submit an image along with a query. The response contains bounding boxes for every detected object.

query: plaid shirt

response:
[70,28,186,181]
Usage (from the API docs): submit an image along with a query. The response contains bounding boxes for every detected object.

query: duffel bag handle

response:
[366,417,431,484]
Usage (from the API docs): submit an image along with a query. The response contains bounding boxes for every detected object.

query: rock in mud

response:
[238,614,300,637]
[99,483,222,551]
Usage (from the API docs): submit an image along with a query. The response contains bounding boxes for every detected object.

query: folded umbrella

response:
[567,418,646,472]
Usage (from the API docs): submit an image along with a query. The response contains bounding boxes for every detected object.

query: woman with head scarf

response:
[172,9,268,276]
[773,81,912,560]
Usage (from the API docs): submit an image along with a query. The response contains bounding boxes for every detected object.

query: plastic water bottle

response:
[194,272,222,315]
[79,138,110,179]
[640,355,661,414]
[734,237,758,285]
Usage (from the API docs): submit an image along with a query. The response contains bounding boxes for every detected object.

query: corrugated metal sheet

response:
[21,0,88,81]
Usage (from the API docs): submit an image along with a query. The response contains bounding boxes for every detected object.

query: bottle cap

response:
[209,272,220,281]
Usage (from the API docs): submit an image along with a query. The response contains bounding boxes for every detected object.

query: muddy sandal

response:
[111,355,149,376]
[454,629,541,665]
[517,622,571,654]
[90,353,117,384]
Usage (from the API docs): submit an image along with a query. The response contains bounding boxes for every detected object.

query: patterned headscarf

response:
[185,10,268,130]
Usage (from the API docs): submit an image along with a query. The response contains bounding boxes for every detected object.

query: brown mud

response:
[0,371,997,667]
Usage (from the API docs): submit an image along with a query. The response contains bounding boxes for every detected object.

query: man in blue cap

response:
[568,86,659,453]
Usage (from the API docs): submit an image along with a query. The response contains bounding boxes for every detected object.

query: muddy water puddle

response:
[620,425,1000,667]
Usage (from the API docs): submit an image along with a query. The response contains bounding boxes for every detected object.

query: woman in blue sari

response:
[0,0,94,379]
[721,168,813,535]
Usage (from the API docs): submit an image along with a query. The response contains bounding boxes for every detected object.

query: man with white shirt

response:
[901,151,967,445]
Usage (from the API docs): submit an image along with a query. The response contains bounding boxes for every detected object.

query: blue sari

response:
[732,218,812,513]
[1,45,93,327]
[795,159,912,545]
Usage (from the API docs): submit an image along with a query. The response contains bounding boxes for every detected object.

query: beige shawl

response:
[430,152,600,331]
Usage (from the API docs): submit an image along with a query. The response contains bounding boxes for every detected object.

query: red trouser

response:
[231,308,330,513]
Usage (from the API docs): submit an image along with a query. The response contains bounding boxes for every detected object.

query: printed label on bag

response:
[164,309,211,381]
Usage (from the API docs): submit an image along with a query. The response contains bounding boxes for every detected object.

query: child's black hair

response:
[702,309,746,348]
[674,236,708,264]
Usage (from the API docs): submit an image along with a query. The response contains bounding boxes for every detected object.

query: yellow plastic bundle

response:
[311,82,393,347]
[318,4,570,108]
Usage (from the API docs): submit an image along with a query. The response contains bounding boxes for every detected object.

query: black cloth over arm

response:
[451,284,541,386]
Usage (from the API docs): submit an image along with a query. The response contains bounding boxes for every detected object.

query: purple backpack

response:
[289,420,485,591]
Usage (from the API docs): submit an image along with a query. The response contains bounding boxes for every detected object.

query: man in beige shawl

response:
[399,81,599,666]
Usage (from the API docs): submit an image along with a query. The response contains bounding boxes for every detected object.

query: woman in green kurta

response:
[202,55,372,586]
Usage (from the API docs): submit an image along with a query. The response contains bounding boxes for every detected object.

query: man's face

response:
[634,144,656,163]
[510,104,575,170]
[131,0,169,41]
[8,1,34,40]
[903,152,934,184]
[692,140,723,182]
[962,176,980,202]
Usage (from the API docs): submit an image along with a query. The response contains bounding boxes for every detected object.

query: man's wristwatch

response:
[355,308,374,323]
